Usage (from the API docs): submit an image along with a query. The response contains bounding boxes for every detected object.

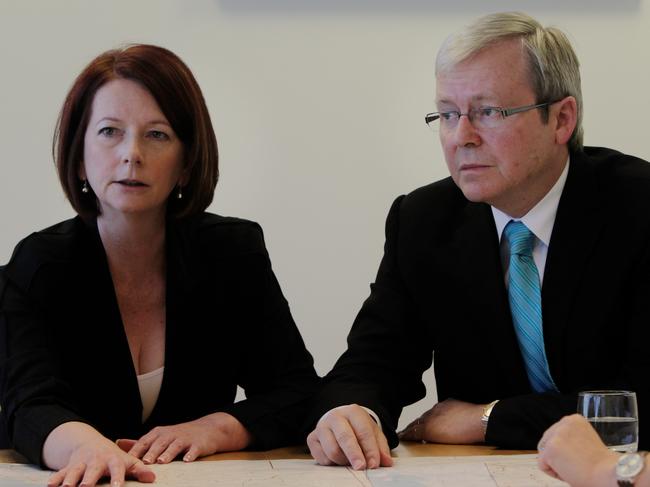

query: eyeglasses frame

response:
[424,101,560,128]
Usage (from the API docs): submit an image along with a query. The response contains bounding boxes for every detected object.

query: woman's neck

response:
[97,211,167,277]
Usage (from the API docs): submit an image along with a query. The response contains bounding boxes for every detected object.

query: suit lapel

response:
[542,151,605,388]
[447,202,531,390]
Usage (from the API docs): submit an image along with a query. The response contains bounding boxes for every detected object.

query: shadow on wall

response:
[216,0,641,14]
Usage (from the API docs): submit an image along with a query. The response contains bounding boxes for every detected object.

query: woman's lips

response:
[116,179,148,187]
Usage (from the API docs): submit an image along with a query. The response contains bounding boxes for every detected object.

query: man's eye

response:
[478,108,499,117]
[440,112,458,121]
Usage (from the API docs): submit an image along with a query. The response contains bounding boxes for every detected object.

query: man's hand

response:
[398,398,485,444]
[537,414,619,487]
[307,404,393,470]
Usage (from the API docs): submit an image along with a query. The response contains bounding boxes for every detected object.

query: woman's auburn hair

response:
[54,44,219,221]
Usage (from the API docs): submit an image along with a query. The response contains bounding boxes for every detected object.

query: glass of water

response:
[578,390,638,452]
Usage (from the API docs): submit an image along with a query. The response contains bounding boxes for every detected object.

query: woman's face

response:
[81,78,186,221]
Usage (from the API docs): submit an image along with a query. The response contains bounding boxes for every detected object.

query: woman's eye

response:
[148,130,169,140]
[98,127,118,137]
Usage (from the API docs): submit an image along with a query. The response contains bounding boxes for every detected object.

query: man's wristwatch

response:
[480,400,499,432]
[616,451,647,486]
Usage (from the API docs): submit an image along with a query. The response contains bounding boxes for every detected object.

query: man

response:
[306,12,650,470]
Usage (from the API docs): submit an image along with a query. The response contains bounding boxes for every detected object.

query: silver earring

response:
[81,180,89,193]
[177,186,183,199]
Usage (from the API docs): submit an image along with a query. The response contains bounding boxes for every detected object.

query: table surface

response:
[0,442,534,464]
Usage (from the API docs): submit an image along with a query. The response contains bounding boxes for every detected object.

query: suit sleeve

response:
[304,196,433,448]
[220,224,320,450]
[485,394,576,449]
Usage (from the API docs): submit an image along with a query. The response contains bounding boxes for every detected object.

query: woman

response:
[538,414,649,486]
[0,44,319,486]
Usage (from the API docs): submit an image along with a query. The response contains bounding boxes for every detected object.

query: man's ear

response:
[553,96,578,146]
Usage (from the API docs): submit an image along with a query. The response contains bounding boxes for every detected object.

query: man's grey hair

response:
[436,12,583,152]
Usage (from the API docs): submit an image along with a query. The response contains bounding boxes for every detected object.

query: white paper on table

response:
[366,455,569,487]
[0,455,568,487]
[0,459,369,487]
[0,462,52,486]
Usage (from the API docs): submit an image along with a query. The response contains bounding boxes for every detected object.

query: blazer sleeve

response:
[218,223,320,450]
[0,254,89,465]
[304,196,433,448]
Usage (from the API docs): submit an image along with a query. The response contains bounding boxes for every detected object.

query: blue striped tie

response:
[504,220,557,393]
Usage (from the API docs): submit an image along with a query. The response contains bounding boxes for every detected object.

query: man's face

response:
[436,38,566,217]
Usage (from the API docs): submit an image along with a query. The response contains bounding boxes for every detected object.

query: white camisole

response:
[137,366,164,422]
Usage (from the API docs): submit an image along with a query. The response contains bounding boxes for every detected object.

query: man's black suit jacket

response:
[0,213,319,465]
[309,146,650,450]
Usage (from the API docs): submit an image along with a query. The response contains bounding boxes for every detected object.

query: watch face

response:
[617,453,645,478]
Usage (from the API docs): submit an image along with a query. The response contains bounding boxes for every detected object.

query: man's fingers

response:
[309,405,394,470]
[348,414,382,469]
[314,425,350,465]
[538,460,560,480]
[376,429,393,467]
[307,431,335,466]
[329,415,370,470]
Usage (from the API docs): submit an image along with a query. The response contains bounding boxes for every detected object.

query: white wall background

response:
[1,0,649,431]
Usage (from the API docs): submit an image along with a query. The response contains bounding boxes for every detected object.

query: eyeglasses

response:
[425,101,556,131]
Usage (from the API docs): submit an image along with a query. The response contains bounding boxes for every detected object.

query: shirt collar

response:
[492,157,570,245]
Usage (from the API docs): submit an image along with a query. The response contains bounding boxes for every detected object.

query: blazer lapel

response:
[542,152,606,388]
[145,220,197,426]
[78,223,145,434]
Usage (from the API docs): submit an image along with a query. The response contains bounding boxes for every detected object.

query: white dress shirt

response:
[492,159,569,285]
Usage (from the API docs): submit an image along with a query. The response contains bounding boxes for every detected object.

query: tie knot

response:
[504,220,535,256]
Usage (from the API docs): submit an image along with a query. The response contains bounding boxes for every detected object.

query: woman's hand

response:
[537,414,619,487]
[119,412,252,464]
[43,422,155,487]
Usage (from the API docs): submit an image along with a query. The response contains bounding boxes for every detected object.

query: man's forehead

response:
[436,94,493,105]
[434,48,533,104]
